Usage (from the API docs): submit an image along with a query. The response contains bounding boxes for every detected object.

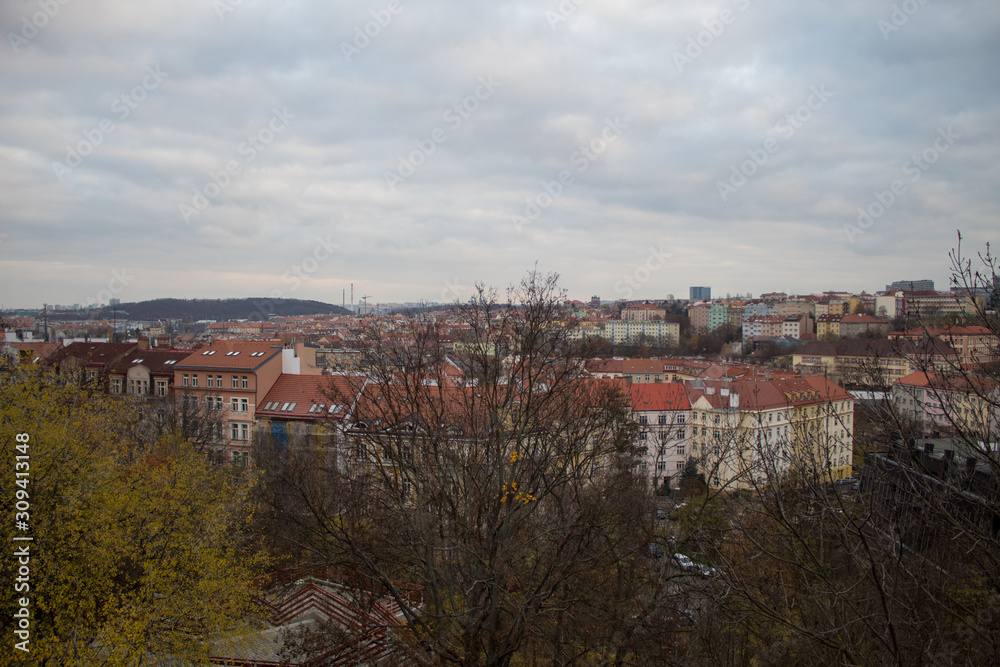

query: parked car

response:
[673,552,697,572]
[655,508,667,520]
[697,564,717,578]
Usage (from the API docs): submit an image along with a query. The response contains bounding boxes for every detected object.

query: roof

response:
[175,340,281,370]
[793,340,837,357]
[629,383,690,412]
[48,342,138,368]
[257,374,360,421]
[108,349,191,376]
[3,341,61,363]
[894,371,998,394]
[835,338,958,359]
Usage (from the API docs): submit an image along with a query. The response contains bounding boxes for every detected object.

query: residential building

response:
[690,286,712,301]
[47,342,138,384]
[686,376,854,490]
[839,314,890,338]
[789,340,837,376]
[900,290,986,317]
[892,371,999,437]
[889,325,999,367]
[256,374,361,465]
[875,293,904,319]
[173,340,321,463]
[781,314,813,339]
[816,314,842,339]
[834,338,959,387]
[602,320,680,346]
[622,303,666,321]
[107,348,190,398]
[629,383,692,489]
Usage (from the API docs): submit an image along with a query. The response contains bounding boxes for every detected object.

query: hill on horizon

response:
[93,297,351,321]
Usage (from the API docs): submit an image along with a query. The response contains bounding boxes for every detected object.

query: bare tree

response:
[254,272,689,665]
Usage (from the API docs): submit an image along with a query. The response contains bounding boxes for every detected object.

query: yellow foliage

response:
[0,367,264,665]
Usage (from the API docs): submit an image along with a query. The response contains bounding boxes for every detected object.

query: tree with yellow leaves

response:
[0,364,263,665]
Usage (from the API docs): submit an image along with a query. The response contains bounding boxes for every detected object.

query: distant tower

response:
[690,286,711,300]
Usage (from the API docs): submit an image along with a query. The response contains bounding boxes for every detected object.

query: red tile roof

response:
[629,383,690,411]
[175,341,281,370]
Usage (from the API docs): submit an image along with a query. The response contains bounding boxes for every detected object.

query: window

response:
[677,446,685,456]
[676,461,685,470]
[676,429,685,440]
[110,378,123,394]
[207,375,215,388]
[232,451,247,466]
[183,374,189,387]
[241,376,248,389]
[129,379,148,395]
[658,414,667,425]
[232,375,239,389]
[657,462,666,472]
[231,397,249,413]
[191,375,198,387]
[207,396,223,411]
[156,380,167,397]
[230,423,250,441]
[216,374,222,387]
[639,415,648,425]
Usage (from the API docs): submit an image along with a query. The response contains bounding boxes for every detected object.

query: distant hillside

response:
[94,298,351,321]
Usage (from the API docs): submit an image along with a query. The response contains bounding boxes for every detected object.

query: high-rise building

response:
[886,279,934,292]
[690,286,711,301]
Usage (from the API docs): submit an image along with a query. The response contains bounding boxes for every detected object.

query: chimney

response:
[964,456,977,475]
[942,449,954,478]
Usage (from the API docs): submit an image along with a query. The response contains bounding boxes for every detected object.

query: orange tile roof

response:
[257,374,360,421]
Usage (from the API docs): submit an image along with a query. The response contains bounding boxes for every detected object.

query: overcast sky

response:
[1,0,998,309]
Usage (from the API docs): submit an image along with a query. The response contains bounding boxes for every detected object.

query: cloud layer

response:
[2,0,998,307]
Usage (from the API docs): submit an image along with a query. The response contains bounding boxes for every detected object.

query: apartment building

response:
[816,314,842,339]
[622,303,666,321]
[629,383,692,489]
[107,348,190,398]
[686,376,854,490]
[890,325,999,367]
[839,314,890,338]
[892,371,999,438]
[602,320,680,346]
[173,340,321,463]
